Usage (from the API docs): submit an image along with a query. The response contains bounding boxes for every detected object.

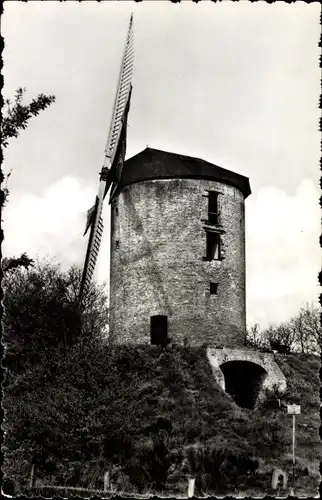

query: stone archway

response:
[206,347,287,409]
[220,360,267,409]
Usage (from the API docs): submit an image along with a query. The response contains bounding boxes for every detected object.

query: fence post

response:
[29,464,35,489]
[104,470,110,492]
[188,477,195,498]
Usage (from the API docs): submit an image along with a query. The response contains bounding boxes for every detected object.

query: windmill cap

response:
[117,147,251,198]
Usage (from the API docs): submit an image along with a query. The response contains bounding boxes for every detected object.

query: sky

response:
[2,1,321,328]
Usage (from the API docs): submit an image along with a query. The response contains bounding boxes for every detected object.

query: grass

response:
[4,345,321,496]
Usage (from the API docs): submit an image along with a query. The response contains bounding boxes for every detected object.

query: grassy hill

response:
[3,344,321,497]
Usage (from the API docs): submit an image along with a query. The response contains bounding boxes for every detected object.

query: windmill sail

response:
[104,84,132,201]
[79,15,134,300]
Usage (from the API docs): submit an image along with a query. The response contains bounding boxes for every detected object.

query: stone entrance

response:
[220,360,267,409]
[207,347,287,408]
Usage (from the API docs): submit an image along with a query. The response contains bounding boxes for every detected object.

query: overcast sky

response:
[2,1,320,328]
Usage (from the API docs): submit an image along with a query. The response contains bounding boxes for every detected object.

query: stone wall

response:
[206,347,287,393]
[109,178,247,346]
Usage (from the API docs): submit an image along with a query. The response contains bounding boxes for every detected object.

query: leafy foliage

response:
[3,259,108,372]
[2,252,34,274]
[1,87,56,207]
[2,260,109,491]
[187,445,259,495]
[275,353,320,410]
[4,332,320,495]
[2,259,320,495]
[2,87,55,148]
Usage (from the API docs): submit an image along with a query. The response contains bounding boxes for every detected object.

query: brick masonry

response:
[109,177,247,346]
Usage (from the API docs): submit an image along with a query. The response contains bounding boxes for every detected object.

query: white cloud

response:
[3,177,99,272]
[246,179,320,328]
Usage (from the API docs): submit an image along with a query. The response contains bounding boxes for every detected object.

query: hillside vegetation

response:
[3,342,320,497]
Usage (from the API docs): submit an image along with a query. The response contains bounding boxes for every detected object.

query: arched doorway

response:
[220,360,267,409]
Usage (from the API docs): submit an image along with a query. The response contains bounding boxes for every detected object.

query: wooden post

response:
[29,464,35,489]
[287,404,300,496]
[104,471,110,492]
[292,414,296,492]
[188,477,195,498]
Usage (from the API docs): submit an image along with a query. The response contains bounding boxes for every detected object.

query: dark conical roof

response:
[117,147,251,198]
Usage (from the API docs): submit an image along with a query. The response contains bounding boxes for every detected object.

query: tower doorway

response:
[150,315,168,346]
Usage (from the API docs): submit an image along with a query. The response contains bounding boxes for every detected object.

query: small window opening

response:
[210,282,218,295]
[115,240,120,249]
[206,231,221,261]
[208,191,219,224]
[150,315,168,346]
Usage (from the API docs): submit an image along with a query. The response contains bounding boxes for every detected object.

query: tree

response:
[2,252,34,274]
[291,304,321,354]
[1,87,55,204]
[1,87,56,294]
[246,323,269,349]
[264,323,295,354]
[2,259,109,490]
[261,304,321,355]
[3,259,109,373]
[1,87,55,149]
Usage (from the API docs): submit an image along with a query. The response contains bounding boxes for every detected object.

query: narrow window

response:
[208,191,219,224]
[115,240,120,249]
[206,231,221,261]
[210,282,219,295]
[150,315,168,346]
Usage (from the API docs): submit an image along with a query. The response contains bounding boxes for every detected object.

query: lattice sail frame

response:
[79,15,134,299]
[104,14,134,167]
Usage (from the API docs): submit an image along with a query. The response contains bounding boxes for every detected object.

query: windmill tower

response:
[79,15,134,300]
[108,148,251,347]
[79,14,252,350]
[79,18,287,409]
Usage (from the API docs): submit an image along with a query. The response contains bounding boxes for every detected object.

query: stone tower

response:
[109,147,251,346]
